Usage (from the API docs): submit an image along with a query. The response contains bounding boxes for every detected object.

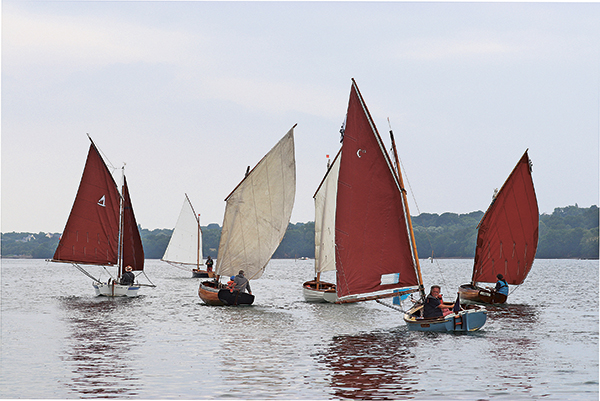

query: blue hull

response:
[404,306,487,332]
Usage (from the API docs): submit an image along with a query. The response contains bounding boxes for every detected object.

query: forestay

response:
[215,127,296,279]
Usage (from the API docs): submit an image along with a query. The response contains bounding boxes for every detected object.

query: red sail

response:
[121,176,145,272]
[53,142,120,265]
[472,150,539,285]
[334,80,420,299]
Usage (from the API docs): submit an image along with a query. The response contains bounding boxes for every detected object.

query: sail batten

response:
[215,127,296,279]
[472,151,539,285]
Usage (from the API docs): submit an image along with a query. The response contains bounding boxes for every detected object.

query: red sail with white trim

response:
[120,175,145,272]
[334,80,420,300]
[472,150,539,285]
[53,142,120,265]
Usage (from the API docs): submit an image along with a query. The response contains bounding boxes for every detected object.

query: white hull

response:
[302,280,337,303]
[323,291,338,303]
[302,287,329,303]
[93,281,140,297]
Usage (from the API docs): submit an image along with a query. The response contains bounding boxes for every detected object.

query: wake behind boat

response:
[198,126,296,306]
[458,150,539,305]
[51,135,154,297]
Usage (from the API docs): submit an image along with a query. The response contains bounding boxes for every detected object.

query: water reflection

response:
[319,330,420,400]
[485,304,539,324]
[59,297,141,398]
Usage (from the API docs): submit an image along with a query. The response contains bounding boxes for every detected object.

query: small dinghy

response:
[458,150,539,305]
[322,79,486,332]
[303,152,340,302]
[162,194,215,278]
[198,126,296,306]
[51,135,154,297]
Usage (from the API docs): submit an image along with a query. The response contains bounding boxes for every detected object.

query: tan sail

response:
[215,126,296,280]
[314,150,341,275]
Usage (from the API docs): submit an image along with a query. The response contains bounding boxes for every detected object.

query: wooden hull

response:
[403,303,487,332]
[302,280,336,303]
[198,281,225,306]
[93,281,140,297]
[192,269,215,279]
[459,284,508,304]
[218,289,255,306]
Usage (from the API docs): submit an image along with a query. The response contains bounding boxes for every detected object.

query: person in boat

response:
[227,276,236,292]
[494,274,509,296]
[120,265,135,286]
[233,270,252,295]
[205,256,214,273]
[423,285,454,318]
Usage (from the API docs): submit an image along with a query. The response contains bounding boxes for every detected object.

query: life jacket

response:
[227,280,235,292]
[496,279,509,295]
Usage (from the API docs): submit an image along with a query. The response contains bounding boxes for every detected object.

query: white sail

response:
[162,195,203,266]
[215,127,296,279]
[314,151,341,275]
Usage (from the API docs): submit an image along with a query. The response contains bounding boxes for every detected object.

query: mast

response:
[197,213,201,270]
[388,127,425,299]
[117,165,125,279]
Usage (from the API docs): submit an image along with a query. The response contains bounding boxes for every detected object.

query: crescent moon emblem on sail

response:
[357,149,366,158]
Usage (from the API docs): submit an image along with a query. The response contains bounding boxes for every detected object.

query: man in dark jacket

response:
[423,285,454,318]
[120,265,135,286]
[233,270,252,295]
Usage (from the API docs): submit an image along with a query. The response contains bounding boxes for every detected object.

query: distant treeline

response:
[2,205,597,260]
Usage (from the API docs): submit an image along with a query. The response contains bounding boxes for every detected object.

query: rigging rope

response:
[387,119,448,289]
[73,263,102,283]
[375,299,414,315]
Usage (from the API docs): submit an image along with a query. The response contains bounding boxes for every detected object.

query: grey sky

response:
[2,1,599,233]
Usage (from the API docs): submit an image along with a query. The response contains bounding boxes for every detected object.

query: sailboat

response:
[458,150,539,304]
[198,126,296,306]
[52,135,153,297]
[320,79,486,332]
[162,194,213,278]
[303,152,340,302]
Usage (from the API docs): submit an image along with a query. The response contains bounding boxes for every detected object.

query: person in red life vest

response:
[227,276,236,292]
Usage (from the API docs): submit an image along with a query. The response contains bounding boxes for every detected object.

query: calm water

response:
[1,258,598,400]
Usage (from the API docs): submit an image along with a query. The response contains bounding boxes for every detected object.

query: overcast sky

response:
[2,1,599,233]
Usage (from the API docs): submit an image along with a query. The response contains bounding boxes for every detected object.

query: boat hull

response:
[218,289,255,306]
[403,304,487,332]
[459,284,508,304]
[192,269,215,279]
[198,281,225,306]
[302,280,336,303]
[93,281,140,297]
